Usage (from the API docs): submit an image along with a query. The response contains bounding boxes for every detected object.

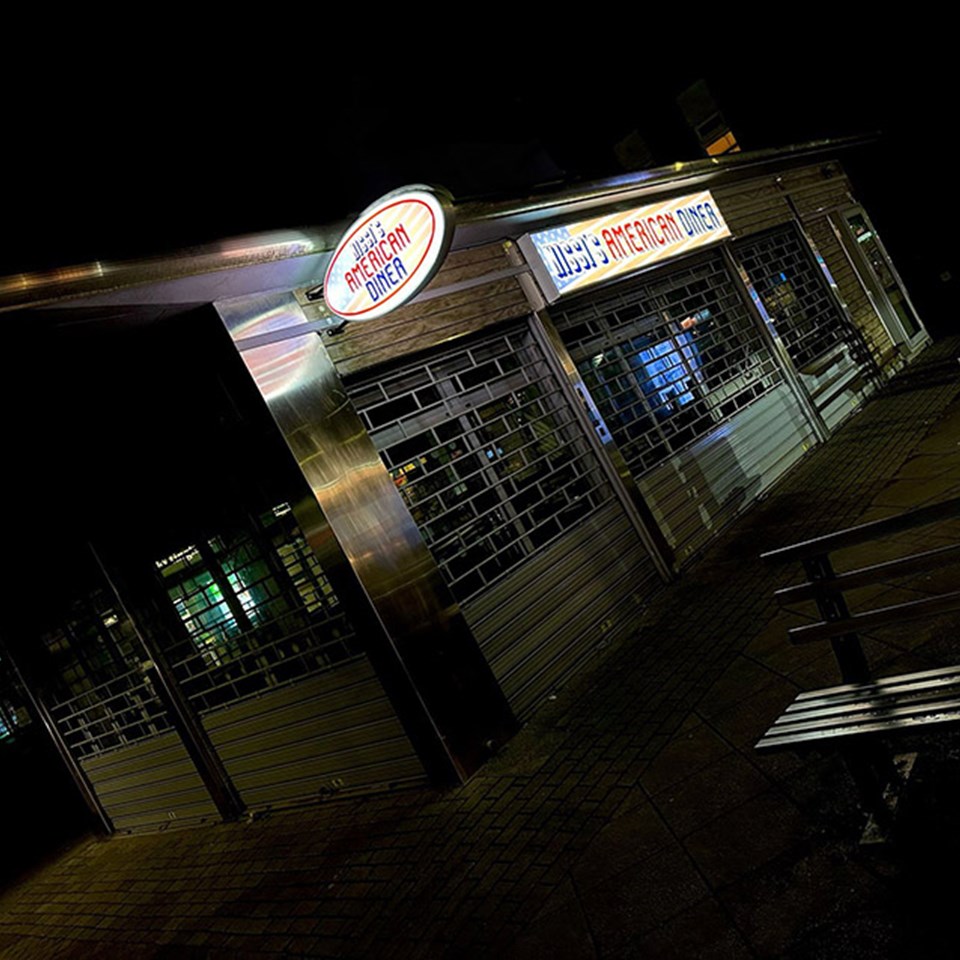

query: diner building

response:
[0,136,929,834]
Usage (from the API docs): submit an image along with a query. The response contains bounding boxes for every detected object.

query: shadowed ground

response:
[2,340,959,960]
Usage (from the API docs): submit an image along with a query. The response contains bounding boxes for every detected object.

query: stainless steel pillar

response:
[216,292,518,783]
[506,242,677,579]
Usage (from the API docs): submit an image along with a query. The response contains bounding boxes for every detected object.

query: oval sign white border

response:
[323,186,452,322]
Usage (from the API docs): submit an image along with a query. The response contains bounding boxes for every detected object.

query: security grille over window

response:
[156,505,359,712]
[42,596,220,833]
[552,251,782,479]
[734,225,874,424]
[348,319,662,717]
[39,588,153,753]
[156,503,425,808]
[40,590,142,704]
[51,667,172,759]
[348,324,615,604]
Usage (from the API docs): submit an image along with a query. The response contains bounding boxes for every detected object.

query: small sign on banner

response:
[324,186,453,322]
[518,190,732,301]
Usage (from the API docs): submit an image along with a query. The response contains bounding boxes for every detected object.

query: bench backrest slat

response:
[787,590,960,644]
[761,497,960,565]
[775,543,960,604]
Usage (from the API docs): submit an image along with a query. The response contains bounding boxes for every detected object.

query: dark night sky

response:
[2,30,952,323]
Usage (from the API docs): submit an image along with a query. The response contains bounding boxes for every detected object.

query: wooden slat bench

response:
[757,664,960,753]
[756,496,960,834]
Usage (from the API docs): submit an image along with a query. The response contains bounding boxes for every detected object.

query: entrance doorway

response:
[836,207,927,353]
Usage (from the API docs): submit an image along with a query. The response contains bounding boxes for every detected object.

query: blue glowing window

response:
[636,332,700,414]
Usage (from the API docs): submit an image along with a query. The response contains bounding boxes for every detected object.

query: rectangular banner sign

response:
[519,190,732,301]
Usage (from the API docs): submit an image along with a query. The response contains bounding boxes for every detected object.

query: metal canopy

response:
[0,136,873,318]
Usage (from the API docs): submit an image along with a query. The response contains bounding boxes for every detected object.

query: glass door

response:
[838,207,927,351]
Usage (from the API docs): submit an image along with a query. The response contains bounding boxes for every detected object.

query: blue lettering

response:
[590,233,609,265]
[544,234,608,278]
[547,243,571,279]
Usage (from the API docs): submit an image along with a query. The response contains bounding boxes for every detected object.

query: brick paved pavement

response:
[2,340,959,959]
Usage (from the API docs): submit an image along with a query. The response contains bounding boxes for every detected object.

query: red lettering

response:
[663,212,681,242]
[611,226,627,259]
[623,222,639,253]
[346,270,359,293]
[634,219,651,250]
[395,223,411,247]
[601,229,620,259]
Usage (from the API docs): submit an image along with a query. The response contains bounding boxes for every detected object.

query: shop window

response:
[29,593,172,758]
[155,505,359,712]
[37,590,143,704]
[556,253,781,477]
[735,227,849,375]
[351,326,614,603]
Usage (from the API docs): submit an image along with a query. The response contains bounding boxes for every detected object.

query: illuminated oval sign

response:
[323,186,453,321]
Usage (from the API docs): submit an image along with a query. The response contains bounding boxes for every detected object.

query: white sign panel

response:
[519,190,732,301]
[324,187,451,321]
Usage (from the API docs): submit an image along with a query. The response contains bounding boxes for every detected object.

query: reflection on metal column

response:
[216,292,518,783]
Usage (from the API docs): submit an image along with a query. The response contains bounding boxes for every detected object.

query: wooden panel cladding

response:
[778,162,855,219]
[324,242,532,378]
[713,162,855,239]
[712,179,792,237]
[806,219,898,372]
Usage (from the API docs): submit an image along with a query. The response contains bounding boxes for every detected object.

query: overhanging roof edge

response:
[0,135,875,315]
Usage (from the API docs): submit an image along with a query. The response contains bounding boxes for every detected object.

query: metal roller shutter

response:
[465,500,658,717]
[347,321,661,718]
[635,384,813,561]
[54,669,219,833]
[734,224,877,431]
[159,509,427,812]
[551,250,818,566]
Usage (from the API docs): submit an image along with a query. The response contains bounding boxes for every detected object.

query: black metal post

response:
[90,544,246,823]
[804,551,898,828]
[0,632,113,834]
[802,554,871,683]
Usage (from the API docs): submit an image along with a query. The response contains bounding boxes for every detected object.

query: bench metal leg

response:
[841,743,911,843]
